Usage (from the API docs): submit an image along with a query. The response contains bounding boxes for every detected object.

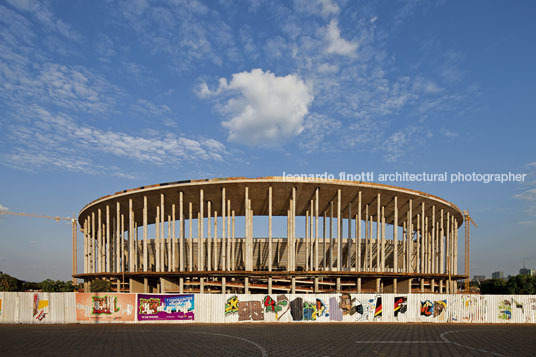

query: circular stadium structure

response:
[76,177,465,294]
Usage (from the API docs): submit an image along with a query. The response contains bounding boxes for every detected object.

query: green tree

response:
[0,273,22,291]
[480,278,508,294]
[90,279,111,292]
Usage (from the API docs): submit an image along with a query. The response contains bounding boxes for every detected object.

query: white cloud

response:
[318,0,340,17]
[6,0,80,41]
[2,106,228,176]
[199,69,314,146]
[0,203,8,212]
[324,19,358,57]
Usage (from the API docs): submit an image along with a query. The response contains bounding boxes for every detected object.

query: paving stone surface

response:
[0,323,534,356]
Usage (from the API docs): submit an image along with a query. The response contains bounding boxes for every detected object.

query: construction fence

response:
[0,292,535,324]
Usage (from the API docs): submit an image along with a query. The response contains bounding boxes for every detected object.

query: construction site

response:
[71,177,474,294]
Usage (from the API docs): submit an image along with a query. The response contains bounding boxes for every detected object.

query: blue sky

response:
[0,0,535,282]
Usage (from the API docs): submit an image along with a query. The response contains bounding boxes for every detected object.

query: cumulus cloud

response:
[324,19,358,57]
[199,69,314,146]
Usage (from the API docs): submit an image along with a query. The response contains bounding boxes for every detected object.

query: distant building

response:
[492,271,504,279]
[473,275,486,282]
[519,265,535,276]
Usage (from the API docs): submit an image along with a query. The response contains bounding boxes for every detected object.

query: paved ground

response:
[0,323,534,356]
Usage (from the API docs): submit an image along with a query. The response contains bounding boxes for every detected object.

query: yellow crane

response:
[463,210,478,293]
[0,210,78,284]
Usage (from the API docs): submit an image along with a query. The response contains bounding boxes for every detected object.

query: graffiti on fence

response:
[420,299,447,321]
[0,298,2,317]
[338,293,365,321]
[263,295,289,320]
[225,295,239,315]
[394,296,407,319]
[459,295,487,322]
[33,294,48,321]
[76,293,135,322]
[498,299,512,320]
[137,294,194,321]
[239,300,264,321]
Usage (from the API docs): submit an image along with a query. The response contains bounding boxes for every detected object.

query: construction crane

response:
[463,210,478,293]
[0,210,78,285]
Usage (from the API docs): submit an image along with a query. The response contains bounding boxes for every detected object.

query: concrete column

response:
[291,277,296,294]
[268,186,272,272]
[167,214,171,272]
[83,219,87,275]
[431,205,435,274]
[213,211,218,269]
[91,211,95,274]
[315,188,319,271]
[357,278,361,293]
[160,194,164,272]
[227,199,231,271]
[222,187,227,270]
[421,202,425,273]
[356,191,361,272]
[222,276,226,294]
[347,203,352,270]
[188,202,193,272]
[305,209,309,271]
[376,193,380,272]
[179,192,184,272]
[381,206,385,272]
[440,209,444,274]
[129,198,134,272]
[199,189,204,271]
[408,199,413,273]
[121,214,124,273]
[116,202,120,273]
[97,208,102,273]
[336,189,341,271]
[244,277,249,294]
[244,187,248,271]
[143,196,148,272]
[329,201,333,271]
[393,278,398,293]
[292,186,296,271]
[231,210,235,270]
[393,196,398,273]
[416,213,420,273]
[323,211,326,271]
[172,203,176,271]
[156,206,160,272]
[207,201,212,271]
[364,205,368,271]
[106,205,110,273]
[424,216,428,273]
[336,277,341,293]
[402,221,406,272]
[454,218,458,275]
[446,212,450,276]
[287,208,291,271]
[268,277,272,294]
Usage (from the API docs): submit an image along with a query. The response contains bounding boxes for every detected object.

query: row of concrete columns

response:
[82,187,459,277]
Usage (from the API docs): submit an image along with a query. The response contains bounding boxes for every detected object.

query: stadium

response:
[75,177,465,294]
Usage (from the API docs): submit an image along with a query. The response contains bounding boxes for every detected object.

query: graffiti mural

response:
[33,294,48,321]
[329,296,342,321]
[290,297,304,321]
[394,296,407,319]
[420,299,447,321]
[225,296,239,315]
[263,295,289,320]
[337,293,365,321]
[76,293,135,322]
[460,295,487,322]
[137,294,194,321]
[238,300,264,321]
[498,299,512,320]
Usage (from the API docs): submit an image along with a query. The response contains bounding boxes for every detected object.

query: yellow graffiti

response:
[225,296,239,315]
